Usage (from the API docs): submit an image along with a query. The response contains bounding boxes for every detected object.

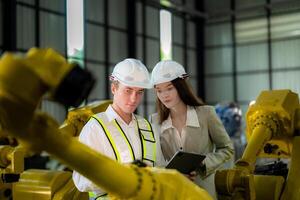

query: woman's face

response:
[155,81,182,109]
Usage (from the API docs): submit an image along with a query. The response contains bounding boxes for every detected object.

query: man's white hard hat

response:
[151,60,189,86]
[110,58,151,88]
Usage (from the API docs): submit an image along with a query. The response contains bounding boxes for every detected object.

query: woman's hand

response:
[185,171,198,182]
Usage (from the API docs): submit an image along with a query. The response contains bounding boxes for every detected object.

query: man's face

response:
[112,82,144,114]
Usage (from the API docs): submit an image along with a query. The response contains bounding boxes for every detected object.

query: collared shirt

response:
[73,105,166,195]
[160,105,200,155]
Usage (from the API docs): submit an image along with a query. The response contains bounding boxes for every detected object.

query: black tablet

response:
[165,151,206,174]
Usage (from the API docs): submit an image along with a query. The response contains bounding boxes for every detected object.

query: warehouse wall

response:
[2,0,300,123]
[204,0,300,119]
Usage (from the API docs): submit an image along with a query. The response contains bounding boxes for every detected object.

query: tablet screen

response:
[166,151,206,174]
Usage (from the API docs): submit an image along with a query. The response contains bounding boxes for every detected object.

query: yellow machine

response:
[60,99,112,137]
[0,144,24,200]
[0,48,212,200]
[0,48,98,200]
[0,99,112,200]
[216,90,300,200]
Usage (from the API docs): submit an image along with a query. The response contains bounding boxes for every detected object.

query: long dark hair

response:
[156,78,205,124]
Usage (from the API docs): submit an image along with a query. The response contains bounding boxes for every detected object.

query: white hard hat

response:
[110,58,151,88]
[151,60,189,86]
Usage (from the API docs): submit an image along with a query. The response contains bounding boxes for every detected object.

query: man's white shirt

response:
[72,105,166,195]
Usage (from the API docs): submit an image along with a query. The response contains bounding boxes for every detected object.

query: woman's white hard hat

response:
[110,58,152,88]
[151,60,188,86]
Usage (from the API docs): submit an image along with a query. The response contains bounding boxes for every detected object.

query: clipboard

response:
[166,151,206,174]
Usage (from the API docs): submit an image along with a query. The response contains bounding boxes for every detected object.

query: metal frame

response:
[195,1,205,100]
[2,0,16,51]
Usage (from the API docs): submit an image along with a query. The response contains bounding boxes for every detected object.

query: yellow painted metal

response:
[59,100,112,137]
[53,178,88,200]
[0,146,24,174]
[0,182,12,200]
[0,48,76,134]
[246,90,298,159]
[215,167,255,200]
[254,175,284,200]
[280,136,300,200]
[13,169,88,200]
[216,89,300,200]
[0,48,213,200]
[239,125,273,172]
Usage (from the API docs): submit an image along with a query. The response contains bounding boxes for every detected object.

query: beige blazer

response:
[151,105,234,199]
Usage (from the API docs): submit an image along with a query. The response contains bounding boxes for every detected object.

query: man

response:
[72,58,165,199]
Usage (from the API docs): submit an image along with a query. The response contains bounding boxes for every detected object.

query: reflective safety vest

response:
[91,113,157,166]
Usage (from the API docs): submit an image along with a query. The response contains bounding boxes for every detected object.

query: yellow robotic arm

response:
[0,48,212,200]
[59,100,112,137]
[0,48,95,200]
[0,48,95,133]
[216,90,300,200]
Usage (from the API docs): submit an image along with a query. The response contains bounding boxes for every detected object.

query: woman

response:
[150,60,234,199]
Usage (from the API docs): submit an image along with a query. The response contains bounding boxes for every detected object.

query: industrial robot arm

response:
[59,100,112,137]
[215,90,300,200]
[0,48,212,200]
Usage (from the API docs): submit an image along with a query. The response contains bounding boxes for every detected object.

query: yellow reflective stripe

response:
[89,192,108,199]
[113,120,135,161]
[92,116,121,162]
[89,192,96,197]
[144,119,156,162]
[145,119,155,140]
[142,135,147,161]
[152,137,157,163]
[139,118,148,162]
[138,118,157,165]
